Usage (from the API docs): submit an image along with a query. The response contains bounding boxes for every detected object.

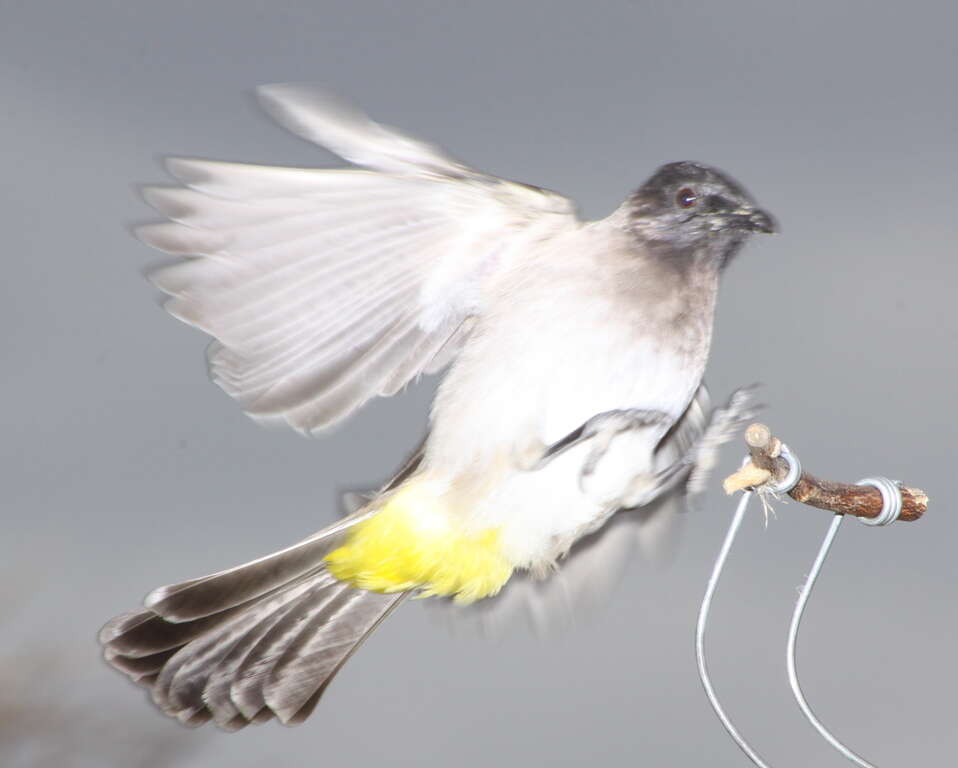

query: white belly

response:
[423,230,717,568]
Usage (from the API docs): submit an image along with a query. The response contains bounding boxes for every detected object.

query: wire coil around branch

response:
[697,424,925,767]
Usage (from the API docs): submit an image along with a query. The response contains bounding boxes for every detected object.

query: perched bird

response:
[100,84,775,730]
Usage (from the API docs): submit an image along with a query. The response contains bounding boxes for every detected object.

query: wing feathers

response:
[139,84,579,433]
[256,83,468,177]
[135,222,230,256]
[210,280,421,409]
[283,317,425,431]
[166,157,381,199]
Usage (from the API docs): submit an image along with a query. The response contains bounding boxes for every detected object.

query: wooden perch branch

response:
[723,423,928,522]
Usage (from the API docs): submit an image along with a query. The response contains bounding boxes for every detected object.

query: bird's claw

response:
[683,385,765,497]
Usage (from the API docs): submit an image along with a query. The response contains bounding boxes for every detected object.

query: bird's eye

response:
[676,187,697,209]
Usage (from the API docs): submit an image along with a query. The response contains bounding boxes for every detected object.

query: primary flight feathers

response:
[139,84,577,434]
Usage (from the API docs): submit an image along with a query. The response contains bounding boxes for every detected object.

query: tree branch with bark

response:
[722,423,928,522]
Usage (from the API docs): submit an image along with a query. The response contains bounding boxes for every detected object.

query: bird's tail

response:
[99,510,406,730]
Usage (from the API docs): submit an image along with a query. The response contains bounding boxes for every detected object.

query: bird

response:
[100,84,776,730]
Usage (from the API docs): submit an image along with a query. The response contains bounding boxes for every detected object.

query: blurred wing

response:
[139,84,579,434]
[655,383,712,468]
[257,83,473,177]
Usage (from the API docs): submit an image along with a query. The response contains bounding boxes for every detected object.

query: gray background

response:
[2,1,956,765]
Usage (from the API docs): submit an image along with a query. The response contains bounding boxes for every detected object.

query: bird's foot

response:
[683,385,763,497]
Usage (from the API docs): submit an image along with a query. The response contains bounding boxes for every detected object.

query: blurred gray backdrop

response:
[2,1,956,766]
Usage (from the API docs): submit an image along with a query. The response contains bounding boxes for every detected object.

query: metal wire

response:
[787,475,901,767]
[786,512,881,767]
[695,490,775,768]
[700,444,901,767]
[768,443,802,494]
[855,477,902,527]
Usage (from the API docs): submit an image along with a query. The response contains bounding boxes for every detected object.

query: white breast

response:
[423,223,718,568]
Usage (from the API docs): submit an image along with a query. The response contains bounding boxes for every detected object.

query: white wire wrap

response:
[855,477,902,526]
[768,443,802,494]
[696,490,776,768]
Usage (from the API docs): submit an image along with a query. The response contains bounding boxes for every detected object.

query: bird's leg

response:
[518,387,759,509]
[523,408,673,473]
[620,441,711,508]
[619,386,762,508]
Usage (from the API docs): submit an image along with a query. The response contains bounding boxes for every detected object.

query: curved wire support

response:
[696,491,776,768]
[700,460,900,767]
[787,513,881,767]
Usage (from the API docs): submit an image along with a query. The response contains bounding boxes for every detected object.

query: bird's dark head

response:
[628,161,775,262]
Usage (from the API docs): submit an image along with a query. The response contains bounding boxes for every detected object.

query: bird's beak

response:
[743,208,777,234]
[710,207,778,235]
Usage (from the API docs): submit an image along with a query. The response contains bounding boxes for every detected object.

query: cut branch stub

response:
[726,423,928,522]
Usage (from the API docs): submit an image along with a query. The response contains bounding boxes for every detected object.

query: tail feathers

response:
[100,515,405,729]
[142,510,372,623]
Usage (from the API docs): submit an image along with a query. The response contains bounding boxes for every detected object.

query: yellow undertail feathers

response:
[325,481,513,604]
